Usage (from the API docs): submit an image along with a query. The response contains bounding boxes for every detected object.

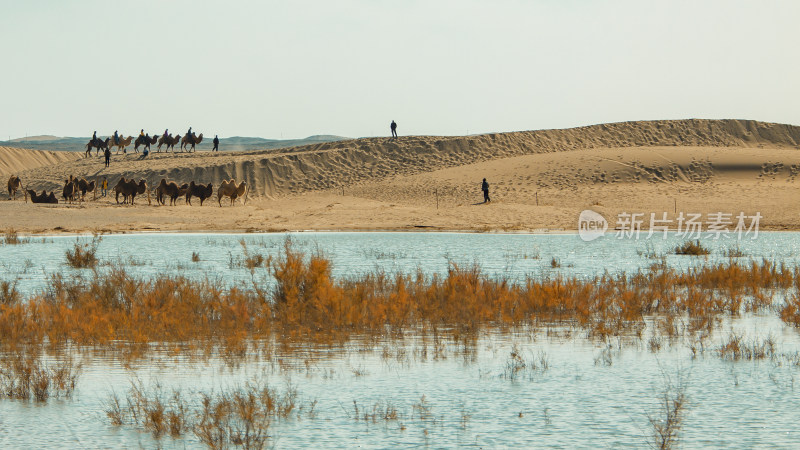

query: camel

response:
[114,178,149,205]
[134,134,158,153]
[85,138,110,157]
[25,189,58,204]
[62,178,79,204]
[7,175,21,200]
[186,181,213,206]
[180,132,203,152]
[110,135,133,154]
[76,178,97,201]
[157,134,180,152]
[155,179,189,206]
[217,179,248,206]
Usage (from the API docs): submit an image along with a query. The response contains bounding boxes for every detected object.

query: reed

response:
[107,378,297,447]
[65,234,102,269]
[0,354,80,401]
[1,239,799,360]
[674,240,710,256]
[3,229,28,245]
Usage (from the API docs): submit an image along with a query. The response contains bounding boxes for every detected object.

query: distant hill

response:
[0,134,349,153]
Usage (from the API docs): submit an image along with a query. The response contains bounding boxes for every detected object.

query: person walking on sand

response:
[104,147,111,167]
[101,177,108,197]
[390,120,398,139]
[481,178,490,203]
[212,134,219,152]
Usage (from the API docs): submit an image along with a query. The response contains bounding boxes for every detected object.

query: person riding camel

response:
[113,130,119,145]
[163,129,169,139]
[139,129,145,143]
[92,131,98,146]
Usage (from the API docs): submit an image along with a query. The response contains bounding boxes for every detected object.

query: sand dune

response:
[4,119,800,233]
[13,119,800,198]
[0,146,81,178]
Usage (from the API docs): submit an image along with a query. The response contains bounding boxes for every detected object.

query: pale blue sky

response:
[1,0,798,140]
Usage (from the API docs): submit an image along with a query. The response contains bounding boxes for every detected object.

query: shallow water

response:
[1,317,799,448]
[1,232,800,447]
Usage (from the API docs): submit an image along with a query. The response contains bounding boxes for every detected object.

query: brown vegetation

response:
[0,240,798,357]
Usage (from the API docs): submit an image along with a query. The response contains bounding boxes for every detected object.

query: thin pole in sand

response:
[536,192,539,206]
[435,189,439,209]
[674,198,677,214]
[342,186,345,196]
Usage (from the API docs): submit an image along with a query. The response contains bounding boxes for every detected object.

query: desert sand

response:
[3,119,800,234]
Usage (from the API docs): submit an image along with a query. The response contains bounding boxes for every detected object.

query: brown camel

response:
[76,178,97,201]
[114,177,148,205]
[186,181,214,206]
[25,189,58,204]
[155,179,190,206]
[110,135,133,154]
[134,134,158,153]
[85,138,110,157]
[180,132,203,152]
[62,178,79,204]
[217,179,248,206]
[7,175,21,200]
[157,134,180,152]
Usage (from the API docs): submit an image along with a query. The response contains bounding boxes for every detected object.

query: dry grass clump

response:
[0,280,21,305]
[674,240,710,256]
[3,229,29,245]
[0,354,80,401]
[717,333,776,361]
[107,379,298,448]
[192,252,201,262]
[647,372,689,450]
[65,234,102,268]
[502,345,549,381]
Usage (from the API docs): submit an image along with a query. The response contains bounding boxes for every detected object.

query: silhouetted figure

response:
[481,178,490,203]
[104,148,111,167]
[92,131,98,146]
[163,129,169,139]
[212,135,219,151]
[390,120,397,139]
[113,130,119,145]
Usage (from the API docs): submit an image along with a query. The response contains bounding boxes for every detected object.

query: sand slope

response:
[0,146,81,178]
[5,119,800,234]
[14,119,800,198]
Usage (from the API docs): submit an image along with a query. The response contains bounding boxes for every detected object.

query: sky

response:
[1,0,798,140]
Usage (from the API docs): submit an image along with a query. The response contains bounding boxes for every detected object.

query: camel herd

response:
[85,132,204,157]
[7,175,248,207]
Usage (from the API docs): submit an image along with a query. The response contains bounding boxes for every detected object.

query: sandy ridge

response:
[12,119,800,200]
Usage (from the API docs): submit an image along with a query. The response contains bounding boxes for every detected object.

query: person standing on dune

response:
[104,147,111,167]
[390,120,398,139]
[213,135,219,151]
[481,178,490,203]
